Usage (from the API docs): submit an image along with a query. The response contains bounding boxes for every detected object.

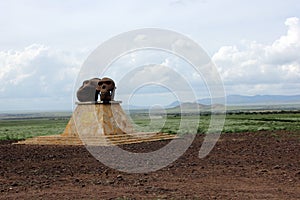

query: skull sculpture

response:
[97,77,116,102]
[77,78,101,102]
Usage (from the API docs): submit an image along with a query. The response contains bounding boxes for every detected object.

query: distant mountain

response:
[122,104,150,111]
[165,100,181,108]
[167,102,226,113]
[197,94,300,105]
[123,95,300,111]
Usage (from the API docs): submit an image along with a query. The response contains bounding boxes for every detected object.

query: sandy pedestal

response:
[17,102,175,146]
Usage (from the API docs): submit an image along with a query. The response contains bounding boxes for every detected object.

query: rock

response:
[259,169,269,173]
[117,174,123,181]
[11,182,18,187]
[273,165,280,169]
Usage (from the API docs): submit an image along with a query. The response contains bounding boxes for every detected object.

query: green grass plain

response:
[0,118,69,140]
[131,112,300,134]
[0,111,300,140]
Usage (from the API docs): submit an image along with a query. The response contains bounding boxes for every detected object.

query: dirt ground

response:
[0,130,299,199]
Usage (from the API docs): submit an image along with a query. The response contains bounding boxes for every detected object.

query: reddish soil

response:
[0,131,299,199]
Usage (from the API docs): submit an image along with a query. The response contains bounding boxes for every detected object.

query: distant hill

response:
[123,94,300,112]
[166,102,225,113]
[0,111,72,120]
[165,100,181,108]
[197,94,300,105]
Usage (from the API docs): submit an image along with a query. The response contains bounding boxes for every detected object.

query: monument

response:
[18,77,175,146]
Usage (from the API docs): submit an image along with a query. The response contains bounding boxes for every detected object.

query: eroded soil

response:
[0,131,299,199]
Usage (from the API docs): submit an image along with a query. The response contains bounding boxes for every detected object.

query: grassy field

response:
[131,111,300,134]
[0,111,300,140]
[0,118,69,140]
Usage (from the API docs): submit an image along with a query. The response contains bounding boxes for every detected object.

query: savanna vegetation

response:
[1,110,300,140]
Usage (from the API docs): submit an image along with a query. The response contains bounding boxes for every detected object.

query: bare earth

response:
[0,131,299,199]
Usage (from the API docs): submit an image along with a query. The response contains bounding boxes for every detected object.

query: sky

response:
[0,0,300,111]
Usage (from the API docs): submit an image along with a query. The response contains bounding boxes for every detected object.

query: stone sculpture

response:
[76,78,101,102]
[77,77,116,102]
[18,76,176,146]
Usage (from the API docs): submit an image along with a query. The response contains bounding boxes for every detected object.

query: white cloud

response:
[0,44,83,99]
[105,50,208,92]
[212,17,300,95]
[117,64,194,93]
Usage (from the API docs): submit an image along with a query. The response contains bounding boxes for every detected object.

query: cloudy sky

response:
[0,0,300,111]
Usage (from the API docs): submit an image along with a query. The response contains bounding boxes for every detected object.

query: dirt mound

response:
[0,131,299,199]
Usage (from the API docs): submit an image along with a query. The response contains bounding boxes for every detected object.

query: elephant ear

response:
[76,78,101,102]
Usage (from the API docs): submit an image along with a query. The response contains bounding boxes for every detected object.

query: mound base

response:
[16,102,175,146]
